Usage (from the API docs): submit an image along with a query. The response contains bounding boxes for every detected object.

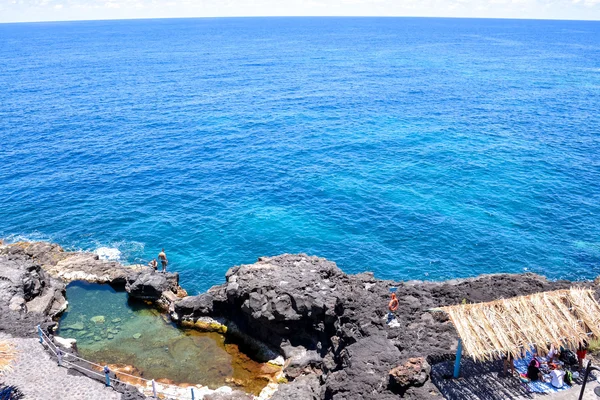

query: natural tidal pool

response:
[57,281,276,395]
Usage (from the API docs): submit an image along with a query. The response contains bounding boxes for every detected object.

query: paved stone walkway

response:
[0,333,121,400]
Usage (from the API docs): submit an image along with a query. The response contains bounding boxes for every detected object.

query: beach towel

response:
[513,354,570,394]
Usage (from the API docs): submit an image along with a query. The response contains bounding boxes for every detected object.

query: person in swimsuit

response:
[577,343,588,370]
[502,353,515,377]
[149,259,158,271]
[158,249,168,273]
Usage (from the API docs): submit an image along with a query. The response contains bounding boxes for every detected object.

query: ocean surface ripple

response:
[1,18,599,293]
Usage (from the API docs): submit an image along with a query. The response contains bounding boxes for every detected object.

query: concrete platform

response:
[0,333,121,400]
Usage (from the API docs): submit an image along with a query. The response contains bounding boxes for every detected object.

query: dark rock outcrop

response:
[0,241,587,399]
[0,241,185,314]
[126,271,171,300]
[270,375,321,400]
[173,254,578,399]
[0,245,67,336]
[120,387,149,400]
[0,241,150,285]
[389,357,431,394]
[174,292,215,316]
[126,270,185,311]
[323,335,402,400]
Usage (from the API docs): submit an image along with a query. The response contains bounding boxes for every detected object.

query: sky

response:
[0,0,599,23]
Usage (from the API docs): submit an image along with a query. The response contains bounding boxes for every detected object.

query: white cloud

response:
[0,0,599,22]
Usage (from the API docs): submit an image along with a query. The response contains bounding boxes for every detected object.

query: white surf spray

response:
[94,247,122,261]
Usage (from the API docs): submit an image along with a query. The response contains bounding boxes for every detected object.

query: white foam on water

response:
[92,241,146,264]
[3,232,52,244]
[1,234,148,266]
[94,246,122,261]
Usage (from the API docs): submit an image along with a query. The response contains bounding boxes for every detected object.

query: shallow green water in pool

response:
[57,281,272,394]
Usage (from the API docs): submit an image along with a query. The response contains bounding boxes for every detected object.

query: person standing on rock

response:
[158,249,168,273]
[387,292,399,324]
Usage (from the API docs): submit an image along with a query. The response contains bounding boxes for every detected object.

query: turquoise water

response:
[57,282,274,393]
[1,18,599,293]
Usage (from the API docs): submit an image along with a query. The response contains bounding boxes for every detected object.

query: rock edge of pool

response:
[58,281,280,397]
[1,240,597,400]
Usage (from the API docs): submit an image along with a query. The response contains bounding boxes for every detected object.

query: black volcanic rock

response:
[0,245,67,336]
[389,357,431,394]
[174,292,215,316]
[270,374,321,400]
[0,241,151,285]
[173,254,582,399]
[323,335,402,399]
[126,271,170,300]
[0,242,588,399]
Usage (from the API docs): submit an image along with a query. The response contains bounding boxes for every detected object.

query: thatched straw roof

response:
[439,288,600,362]
[0,341,17,375]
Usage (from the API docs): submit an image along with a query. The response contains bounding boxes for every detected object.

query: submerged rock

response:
[54,336,77,350]
[180,316,228,334]
[64,322,85,331]
[133,333,142,339]
[91,315,105,324]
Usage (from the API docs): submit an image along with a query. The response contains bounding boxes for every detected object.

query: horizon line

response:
[2,15,600,25]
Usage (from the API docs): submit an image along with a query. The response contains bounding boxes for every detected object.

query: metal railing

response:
[36,325,200,400]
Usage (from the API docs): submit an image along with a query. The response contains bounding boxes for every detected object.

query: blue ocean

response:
[1,18,599,294]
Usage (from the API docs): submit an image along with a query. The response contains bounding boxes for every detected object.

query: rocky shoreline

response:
[0,240,595,399]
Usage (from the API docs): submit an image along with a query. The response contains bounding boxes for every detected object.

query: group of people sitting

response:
[503,342,588,389]
[523,343,587,388]
[527,358,568,388]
